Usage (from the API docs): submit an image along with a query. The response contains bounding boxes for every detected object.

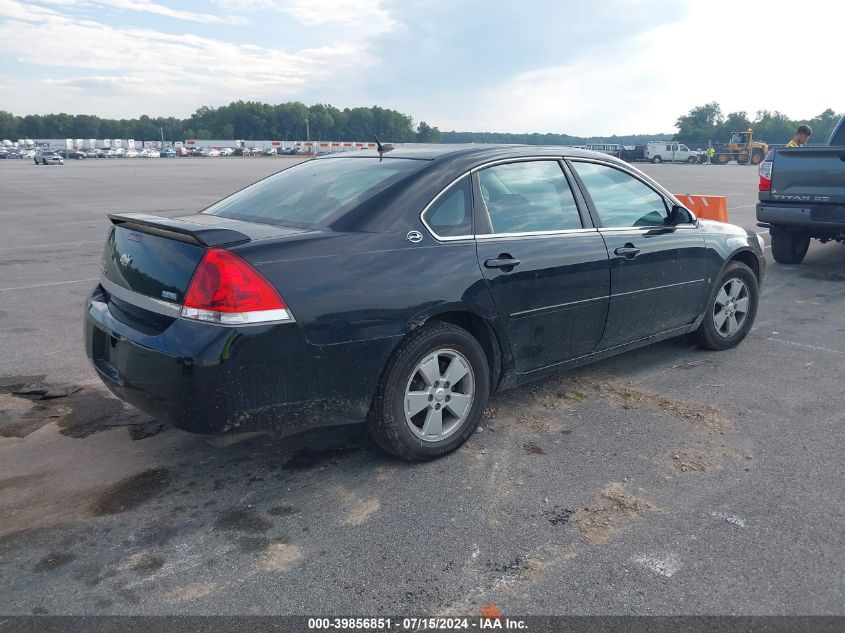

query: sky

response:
[0,0,843,135]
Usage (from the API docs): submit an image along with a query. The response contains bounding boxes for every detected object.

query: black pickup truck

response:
[757,116,845,264]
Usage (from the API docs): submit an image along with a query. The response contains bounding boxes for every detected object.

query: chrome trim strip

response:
[419,154,701,241]
[421,231,475,242]
[181,307,294,326]
[510,295,607,318]
[101,276,297,326]
[598,225,699,232]
[419,156,573,242]
[611,279,706,298]
[100,276,182,317]
[419,174,475,242]
[476,228,598,239]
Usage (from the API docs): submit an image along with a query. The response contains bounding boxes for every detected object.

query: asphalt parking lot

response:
[1,158,843,616]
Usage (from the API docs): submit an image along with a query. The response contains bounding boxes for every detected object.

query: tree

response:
[416,121,441,143]
[0,110,22,139]
[717,111,752,140]
[752,110,794,144]
[675,102,723,145]
[808,108,841,142]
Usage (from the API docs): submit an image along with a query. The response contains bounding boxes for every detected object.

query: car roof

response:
[317,143,626,165]
[314,143,658,234]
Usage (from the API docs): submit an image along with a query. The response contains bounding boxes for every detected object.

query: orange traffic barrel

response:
[674,194,728,223]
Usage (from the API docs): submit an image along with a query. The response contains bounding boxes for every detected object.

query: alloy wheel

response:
[713,278,749,337]
[404,348,475,442]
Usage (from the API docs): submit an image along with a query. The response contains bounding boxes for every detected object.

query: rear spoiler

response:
[108,213,250,247]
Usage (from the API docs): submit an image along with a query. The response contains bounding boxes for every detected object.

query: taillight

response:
[758,159,773,191]
[181,249,293,325]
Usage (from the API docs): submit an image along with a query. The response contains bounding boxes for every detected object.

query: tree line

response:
[674,102,842,146]
[440,131,671,145]
[0,101,443,143]
[2,99,840,147]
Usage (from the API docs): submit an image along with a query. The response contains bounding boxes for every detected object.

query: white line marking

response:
[0,278,98,292]
[765,338,845,355]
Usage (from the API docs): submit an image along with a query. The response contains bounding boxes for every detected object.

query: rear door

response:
[474,159,610,372]
[569,160,707,349]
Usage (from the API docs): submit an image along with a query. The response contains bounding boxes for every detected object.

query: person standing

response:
[786,124,812,148]
[706,144,715,165]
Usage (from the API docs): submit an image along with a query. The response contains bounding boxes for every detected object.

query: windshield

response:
[203,157,427,228]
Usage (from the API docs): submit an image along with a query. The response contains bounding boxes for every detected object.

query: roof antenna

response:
[374,135,393,160]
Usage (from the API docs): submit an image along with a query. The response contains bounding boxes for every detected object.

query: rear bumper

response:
[84,285,398,434]
[757,203,845,236]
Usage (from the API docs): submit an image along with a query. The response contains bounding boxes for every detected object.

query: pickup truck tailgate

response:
[769,147,845,205]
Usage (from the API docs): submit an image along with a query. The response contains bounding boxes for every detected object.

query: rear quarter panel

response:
[233,231,496,347]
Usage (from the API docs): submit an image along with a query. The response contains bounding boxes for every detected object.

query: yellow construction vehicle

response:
[713,129,769,165]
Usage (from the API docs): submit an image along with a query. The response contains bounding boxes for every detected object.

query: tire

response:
[34,159,38,165]
[751,152,764,165]
[715,153,730,165]
[770,228,810,264]
[687,156,698,164]
[367,322,490,461]
[690,261,759,351]
[651,156,662,163]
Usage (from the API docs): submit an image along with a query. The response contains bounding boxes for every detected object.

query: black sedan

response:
[85,146,765,461]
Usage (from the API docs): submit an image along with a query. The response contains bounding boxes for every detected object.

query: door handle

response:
[614,244,640,259]
[484,255,521,270]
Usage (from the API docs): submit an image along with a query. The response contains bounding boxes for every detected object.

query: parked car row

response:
[584,142,709,164]
[11,147,189,161]
[0,148,35,159]
[2,144,308,163]
[185,146,301,157]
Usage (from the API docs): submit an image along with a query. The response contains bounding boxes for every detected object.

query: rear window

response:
[203,157,426,228]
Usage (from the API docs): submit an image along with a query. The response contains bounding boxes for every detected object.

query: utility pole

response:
[160,126,164,146]
[305,118,310,155]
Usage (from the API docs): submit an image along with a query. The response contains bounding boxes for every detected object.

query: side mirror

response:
[668,204,695,225]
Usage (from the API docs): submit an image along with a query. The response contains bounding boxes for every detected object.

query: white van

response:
[645,141,702,164]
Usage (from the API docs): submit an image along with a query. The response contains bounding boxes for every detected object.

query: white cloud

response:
[281,0,395,29]
[432,0,845,135]
[97,0,239,25]
[210,0,396,31]
[31,0,242,24]
[0,0,371,117]
[4,0,840,134]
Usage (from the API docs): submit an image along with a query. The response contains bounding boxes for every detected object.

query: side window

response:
[478,161,583,234]
[680,144,690,152]
[571,162,668,228]
[665,144,672,152]
[424,176,472,237]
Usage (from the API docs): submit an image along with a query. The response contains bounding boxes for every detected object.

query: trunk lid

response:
[101,213,309,305]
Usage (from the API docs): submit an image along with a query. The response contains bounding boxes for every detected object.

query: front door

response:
[473,160,610,373]
[569,160,707,349]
